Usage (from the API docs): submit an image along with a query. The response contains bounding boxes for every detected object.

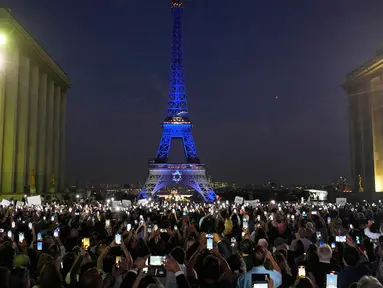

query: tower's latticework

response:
[138,0,216,202]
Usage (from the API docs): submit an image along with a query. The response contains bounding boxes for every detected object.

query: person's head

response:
[357,276,383,288]
[240,239,253,256]
[170,247,185,265]
[317,244,332,263]
[257,239,268,249]
[0,242,15,270]
[39,261,62,288]
[9,267,30,288]
[0,266,10,288]
[199,255,221,284]
[78,267,102,288]
[274,237,288,251]
[343,246,360,267]
[252,245,267,267]
[274,253,290,274]
[227,254,242,273]
[306,244,319,264]
[295,240,305,256]
[36,253,54,277]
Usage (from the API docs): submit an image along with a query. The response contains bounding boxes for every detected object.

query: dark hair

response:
[252,246,267,267]
[9,268,30,288]
[170,246,185,264]
[240,239,253,255]
[295,240,305,257]
[343,246,359,267]
[200,255,221,280]
[0,242,14,270]
[227,254,242,272]
[39,261,62,288]
[0,266,10,288]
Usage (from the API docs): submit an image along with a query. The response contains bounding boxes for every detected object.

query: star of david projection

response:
[172,170,182,183]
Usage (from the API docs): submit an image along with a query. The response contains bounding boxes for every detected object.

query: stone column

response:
[0,53,6,190]
[45,80,55,191]
[27,65,39,193]
[53,86,61,192]
[1,48,20,193]
[59,91,67,192]
[36,73,47,193]
[371,76,383,193]
[15,55,30,193]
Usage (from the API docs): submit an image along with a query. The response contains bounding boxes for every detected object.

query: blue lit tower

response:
[138,0,216,202]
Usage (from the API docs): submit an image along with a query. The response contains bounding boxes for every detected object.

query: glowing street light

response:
[0,34,6,46]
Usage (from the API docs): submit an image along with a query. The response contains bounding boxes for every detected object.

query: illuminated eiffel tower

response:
[138,0,216,202]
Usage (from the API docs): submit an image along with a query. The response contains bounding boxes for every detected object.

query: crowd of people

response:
[0,197,382,288]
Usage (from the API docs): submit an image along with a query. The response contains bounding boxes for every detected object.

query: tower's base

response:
[138,163,216,202]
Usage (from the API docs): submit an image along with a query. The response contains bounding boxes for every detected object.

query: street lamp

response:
[0,33,6,46]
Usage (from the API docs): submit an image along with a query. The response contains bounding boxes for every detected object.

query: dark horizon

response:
[3,0,383,185]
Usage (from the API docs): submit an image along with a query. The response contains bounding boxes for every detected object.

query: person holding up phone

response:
[237,246,282,288]
[306,244,341,287]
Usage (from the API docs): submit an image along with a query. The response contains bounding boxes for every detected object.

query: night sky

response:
[3,0,383,185]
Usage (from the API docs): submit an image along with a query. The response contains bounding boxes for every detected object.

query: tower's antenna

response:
[167,0,188,119]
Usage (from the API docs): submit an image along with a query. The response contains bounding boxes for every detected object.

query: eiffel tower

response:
[138,0,216,202]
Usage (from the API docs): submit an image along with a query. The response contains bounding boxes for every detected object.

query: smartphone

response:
[60,261,63,269]
[252,274,268,288]
[115,234,121,245]
[43,216,46,221]
[154,224,158,231]
[148,226,152,233]
[82,237,90,249]
[298,266,306,278]
[149,255,166,266]
[316,231,321,240]
[356,235,361,245]
[7,231,12,238]
[19,233,25,243]
[331,242,336,249]
[319,241,324,247]
[206,234,213,250]
[243,221,248,229]
[11,221,15,228]
[183,211,186,216]
[54,228,60,238]
[326,272,338,288]
[174,225,178,230]
[327,217,331,224]
[105,220,110,228]
[115,256,121,270]
[231,237,236,247]
[51,216,54,222]
[37,233,42,241]
[127,223,131,232]
[37,241,42,251]
[336,236,346,243]
[28,223,33,230]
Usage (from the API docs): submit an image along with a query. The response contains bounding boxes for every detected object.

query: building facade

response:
[0,9,70,196]
[344,48,383,199]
